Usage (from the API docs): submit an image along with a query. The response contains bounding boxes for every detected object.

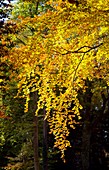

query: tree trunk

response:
[81,80,92,170]
[81,119,91,170]
[32,91,39,170]
[43,107,48,170]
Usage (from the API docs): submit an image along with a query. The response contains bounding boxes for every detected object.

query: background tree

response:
[1,1,57,170]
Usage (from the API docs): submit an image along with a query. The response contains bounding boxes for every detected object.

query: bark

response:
[81,80,92,170]
[81,119,91,170]
[32,91,39,170]
[43,107,48,170]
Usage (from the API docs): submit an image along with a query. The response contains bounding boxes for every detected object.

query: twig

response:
[16,37,26,45]
[72,53,85,83]
[36,1,39,15]
[62,43,103,55]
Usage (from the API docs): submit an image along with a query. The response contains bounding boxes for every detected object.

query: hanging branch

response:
[72,53,85,83]
[61,43,103,84]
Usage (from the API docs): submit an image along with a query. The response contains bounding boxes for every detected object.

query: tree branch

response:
[62,43,103,55]
[36,1,39,15]
[16,37,26,45]
[71,43,103,85]
[72,53,85,83]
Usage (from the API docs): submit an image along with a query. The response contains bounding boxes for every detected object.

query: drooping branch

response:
[62,43,103,85]
[72,53,85,83]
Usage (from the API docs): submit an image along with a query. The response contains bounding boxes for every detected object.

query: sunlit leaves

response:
[6,0,109,158]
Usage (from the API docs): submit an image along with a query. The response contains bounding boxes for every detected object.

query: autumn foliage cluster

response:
[1,0,109,159]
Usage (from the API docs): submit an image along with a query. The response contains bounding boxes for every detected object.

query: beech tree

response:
[4,0,109,169]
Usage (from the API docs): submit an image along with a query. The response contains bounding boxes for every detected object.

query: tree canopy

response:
[3,0,109,159]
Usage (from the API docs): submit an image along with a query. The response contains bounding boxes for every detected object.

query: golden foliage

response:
[6,0,109,158]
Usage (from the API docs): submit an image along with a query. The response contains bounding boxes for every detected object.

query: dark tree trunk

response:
[43,107,48,170]
[81,118,91,170]
[32,91,39,170]
[81,80,92,170]
[33,115,39,170]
